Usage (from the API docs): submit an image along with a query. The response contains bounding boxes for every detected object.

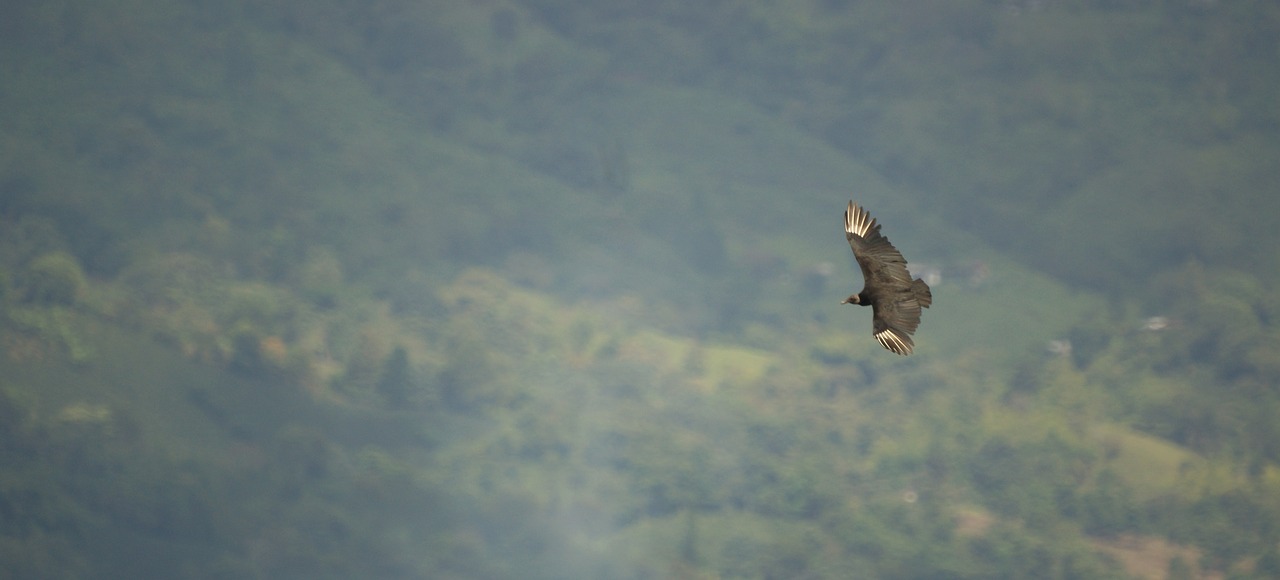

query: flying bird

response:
[842,201,932,355]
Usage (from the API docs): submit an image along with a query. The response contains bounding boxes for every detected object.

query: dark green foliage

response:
[20,252,86,306]
[1180,492,1277,567]
[226,323,267,376]
[1255,548,1280,579]
[1075,469,1141,537]
[376,346,414,407]
[437,334,501,413]
[1,0,1278,578]
[968,523,1127,580]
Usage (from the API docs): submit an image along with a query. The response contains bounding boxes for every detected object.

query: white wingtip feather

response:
[845,202,875,238]
[875,329,912,355]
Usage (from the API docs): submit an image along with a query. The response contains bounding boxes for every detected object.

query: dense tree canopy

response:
[2,0,1278,578]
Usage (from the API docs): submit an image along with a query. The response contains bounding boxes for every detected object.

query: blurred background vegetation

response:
[2,0,1279,578]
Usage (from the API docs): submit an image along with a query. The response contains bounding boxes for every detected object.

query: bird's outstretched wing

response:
[874,326,914,356]
[872,298,923,355]
[845,202,913,290]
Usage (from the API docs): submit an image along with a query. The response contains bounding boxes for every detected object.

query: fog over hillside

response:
[2,1,1278,578]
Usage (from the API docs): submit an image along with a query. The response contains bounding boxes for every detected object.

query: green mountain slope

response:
[2,1,1279,578]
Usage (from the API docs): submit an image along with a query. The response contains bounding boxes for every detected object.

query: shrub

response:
[22,252,87,306]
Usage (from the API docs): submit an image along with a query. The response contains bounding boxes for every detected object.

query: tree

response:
[21,252,86,306]
[376,346,415,407]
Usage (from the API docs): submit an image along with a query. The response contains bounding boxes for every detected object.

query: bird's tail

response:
[912,278,933,308]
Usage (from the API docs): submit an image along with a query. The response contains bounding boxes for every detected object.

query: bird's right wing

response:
[872,296,924,356]
[872,317,915,355]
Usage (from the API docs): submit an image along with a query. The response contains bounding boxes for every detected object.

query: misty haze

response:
[1,1,1278,578]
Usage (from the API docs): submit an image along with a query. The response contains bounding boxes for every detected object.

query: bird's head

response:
[842,293,864,305]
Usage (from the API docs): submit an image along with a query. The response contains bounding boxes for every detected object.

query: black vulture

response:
[841,201,933,355]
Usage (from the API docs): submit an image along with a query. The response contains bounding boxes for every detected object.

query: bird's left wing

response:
[845,201,912,286]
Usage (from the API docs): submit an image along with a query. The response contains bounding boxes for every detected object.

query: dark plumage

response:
[841,201,932,355]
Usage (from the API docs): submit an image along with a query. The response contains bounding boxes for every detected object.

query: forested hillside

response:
[2,0,1279,578]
